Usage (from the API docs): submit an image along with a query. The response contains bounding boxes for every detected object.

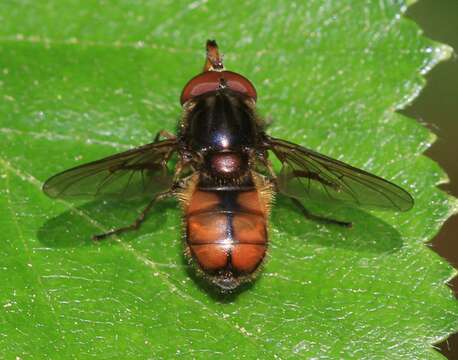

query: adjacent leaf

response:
[0,1,457,358]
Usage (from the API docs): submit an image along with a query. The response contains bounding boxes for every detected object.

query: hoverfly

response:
[43,40,413,291]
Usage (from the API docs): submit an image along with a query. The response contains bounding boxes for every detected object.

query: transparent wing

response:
[267,136,413,211]
[43,139,177,199]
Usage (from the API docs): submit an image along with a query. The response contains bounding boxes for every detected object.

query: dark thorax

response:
[179,89,263,189]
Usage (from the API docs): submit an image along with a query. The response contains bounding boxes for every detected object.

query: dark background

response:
[405,0,458,358]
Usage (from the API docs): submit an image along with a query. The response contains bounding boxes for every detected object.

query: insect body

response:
[179,87,273,288]
[43,40,413,291]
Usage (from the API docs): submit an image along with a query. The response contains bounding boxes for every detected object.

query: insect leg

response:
[154,130,176,143]
[255,150,277,181]
[92,190,173,240]
[289,197,352,228]
[264,159,277,182]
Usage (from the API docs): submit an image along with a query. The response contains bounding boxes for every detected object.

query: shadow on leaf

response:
[37,197,174,248]
[271,196,403,254]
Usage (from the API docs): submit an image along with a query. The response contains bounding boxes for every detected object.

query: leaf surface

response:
[0,1,457,358]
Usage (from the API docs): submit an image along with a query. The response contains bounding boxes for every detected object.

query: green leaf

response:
[0,1,457,358]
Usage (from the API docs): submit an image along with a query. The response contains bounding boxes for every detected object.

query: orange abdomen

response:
[184,186,269,289]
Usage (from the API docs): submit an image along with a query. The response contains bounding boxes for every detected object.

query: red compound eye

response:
[180,71,257,105]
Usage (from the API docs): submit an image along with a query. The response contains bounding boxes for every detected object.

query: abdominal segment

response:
[184,187,269,289]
